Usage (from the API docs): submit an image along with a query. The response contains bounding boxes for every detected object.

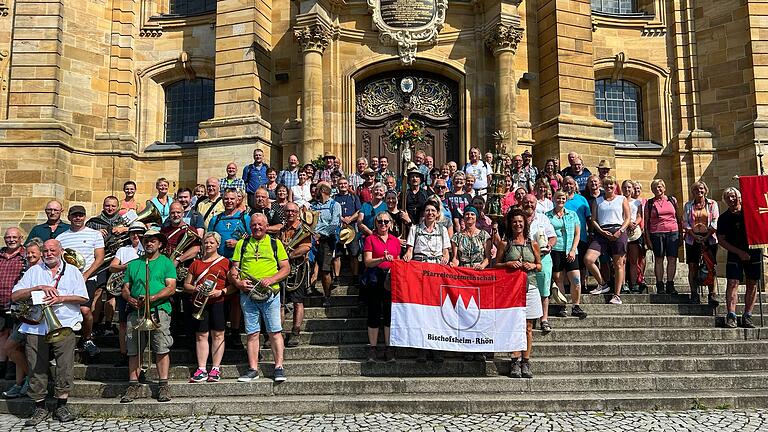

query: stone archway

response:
[355,71,460,177]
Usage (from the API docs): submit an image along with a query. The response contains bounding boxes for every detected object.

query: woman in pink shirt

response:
[643,179,683,295]
[362,212,401,363]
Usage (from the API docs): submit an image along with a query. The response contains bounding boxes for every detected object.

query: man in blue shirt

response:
[332,178,361,278]
[242,148,269,210]
[311,183,341,307]
[207,190,251,258]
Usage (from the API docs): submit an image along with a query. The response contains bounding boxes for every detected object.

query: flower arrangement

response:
[387,117,424,152]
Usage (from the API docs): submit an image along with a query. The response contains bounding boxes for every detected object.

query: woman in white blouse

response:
[290,169,312,209]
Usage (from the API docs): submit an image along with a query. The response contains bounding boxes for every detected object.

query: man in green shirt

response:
[120,228,176,403]
[230,213,290,383]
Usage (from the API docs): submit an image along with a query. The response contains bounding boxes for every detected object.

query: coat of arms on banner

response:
[440,285,481,331]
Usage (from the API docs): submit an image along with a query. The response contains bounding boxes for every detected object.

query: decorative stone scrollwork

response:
[367,0,448,66]
[294,24,333,53]
[356,76,455,120]
[484,23,524,56]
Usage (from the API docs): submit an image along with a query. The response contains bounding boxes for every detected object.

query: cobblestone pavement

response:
[1,410,766,431]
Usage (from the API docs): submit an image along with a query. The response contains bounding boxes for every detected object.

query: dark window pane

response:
[592,0,637,14]
[169,0,216,15]
[164,78,215,143]
[595,79,643,143]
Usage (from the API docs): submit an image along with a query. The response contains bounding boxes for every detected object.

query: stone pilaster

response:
[485,22,524,154]
[295,18,333,164]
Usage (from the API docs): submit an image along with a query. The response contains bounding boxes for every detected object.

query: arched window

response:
[592,0,637,14]
[164,78,214,143]
[169,0,216,15]
[595,79,643,142]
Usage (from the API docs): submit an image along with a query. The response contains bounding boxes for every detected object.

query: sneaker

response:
[620,283,630,294]
[385,346,396,363]
[189,368,208,383]
[708,294,720,308]
[2,383,23,399]
[20,377,29,396]
[725,314,738,329]
[589,284,610,295]
[238,368,260,382]
[54,405,76,422]
[120,383,141,403]
[571,305,588,320]
[520,360,533,379]
[24,407,49,426]
[207,368,221,383]
[638,282,649,294]
[509,359,522,378]
[285,334,300,348]
[609,295,622,305]
[540,320,552,334]
[83,339,100,357]
[742,314,756,329]
[273,366,287,382]
[665,281,678,295]
[554,306,568,318]
[367,345,378,362]
[157,383,171,402]
[629,284,640,294]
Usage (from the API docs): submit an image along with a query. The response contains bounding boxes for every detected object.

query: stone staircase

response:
[1,280,767,417]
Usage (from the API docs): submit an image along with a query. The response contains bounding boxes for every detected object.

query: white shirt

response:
[536,198,554,214]
[529,212,556,248]
[115,244,144,265]
[291,183,312,209]
[628,198,642,224]
[407,223,450,260]
[596,195,626,227]
[12,260,87,336]
[57,227,105,280]
[463,161,492,190]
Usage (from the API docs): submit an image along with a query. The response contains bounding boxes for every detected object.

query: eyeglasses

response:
[376,220,391,225]
[285,210,298,213]
[45,209,61,212]
[434,186,447,190]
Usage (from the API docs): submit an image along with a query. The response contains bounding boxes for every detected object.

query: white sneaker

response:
[609,295,622,305]
[589,284,611,295]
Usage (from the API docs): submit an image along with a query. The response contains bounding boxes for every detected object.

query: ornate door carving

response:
[355,72,459,178]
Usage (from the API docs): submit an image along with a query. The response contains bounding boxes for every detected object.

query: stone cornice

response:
[484,23,524,56]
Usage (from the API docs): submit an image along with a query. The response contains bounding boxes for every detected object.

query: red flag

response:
[739,176,768,248]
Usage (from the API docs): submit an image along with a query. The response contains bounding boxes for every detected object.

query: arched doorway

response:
[355,72,460,177]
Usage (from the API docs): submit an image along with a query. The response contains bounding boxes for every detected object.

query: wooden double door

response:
[355,72,460,177]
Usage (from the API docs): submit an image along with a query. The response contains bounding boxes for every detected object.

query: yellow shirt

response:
[232,236,288,292]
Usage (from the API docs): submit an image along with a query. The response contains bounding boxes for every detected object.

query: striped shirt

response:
[57,227,105,280]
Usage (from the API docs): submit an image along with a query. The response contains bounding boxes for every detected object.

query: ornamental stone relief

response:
[356,76,455,120]
[367,0,448,65]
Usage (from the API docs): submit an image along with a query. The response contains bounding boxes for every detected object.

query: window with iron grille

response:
[169,0,216,15]
[164,78,214,143]
[591,0,637,14]
[595,79,643,142]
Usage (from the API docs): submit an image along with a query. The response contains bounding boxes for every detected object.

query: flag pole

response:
[760,248,765,328]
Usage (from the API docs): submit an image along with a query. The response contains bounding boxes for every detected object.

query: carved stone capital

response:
[484,23,524,56]
[294,23,333,53]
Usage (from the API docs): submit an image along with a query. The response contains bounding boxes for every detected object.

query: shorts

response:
[335,233,360,256]
[9,322,25,344]
[282,283,306,305]
[725,250,762,282]
[577,241,589,271]
[82,272,109,309]
[126,309,173,356]
[649,232,679,258]
[193,301,226,333]
[535,254,553,297]
[316,235,336,273]
[551,250,580,273]
[281,260,309,304]
[685,242,718,265]
[116,296,128,323]
[0,311,12,331]
[240,292,282,335]
[589,229,628,257]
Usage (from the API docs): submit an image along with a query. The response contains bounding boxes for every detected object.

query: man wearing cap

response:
[57,205,105,361]
[120,228,177,403]
[463,147,493,195]
[356,168,376,204]
[348,157,369,191]
[404,167,430,223]
[312,183,342,308]
[278,202,312,347]
[12,239,88,426]
[597,160,621,194]
[521,150,539,183]
[315,152,341,184]
[243,148,269,210]
[26,200,70,245]
[107,222,146,367]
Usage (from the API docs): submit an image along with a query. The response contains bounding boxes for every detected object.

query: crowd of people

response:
[0,147,761,425]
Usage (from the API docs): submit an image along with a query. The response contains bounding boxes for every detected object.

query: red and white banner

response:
[739,175,768,248]
[390,260,528,352]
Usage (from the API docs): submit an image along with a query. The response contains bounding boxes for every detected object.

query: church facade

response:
[0,0,764,229]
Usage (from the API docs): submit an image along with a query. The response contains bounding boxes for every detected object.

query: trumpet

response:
[191,271,219,320]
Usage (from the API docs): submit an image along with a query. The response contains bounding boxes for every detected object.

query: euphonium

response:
[105,271,126,297]
[63,248,86,271]
[42,304,72,343]
[191,271,219,321]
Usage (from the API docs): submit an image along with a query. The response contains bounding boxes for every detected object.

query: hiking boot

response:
[120,383,141,403]
[273,366,287,383]
[725,314,737,329]
[665,281,678,295]
[24,407,49,426]
[509,358,522,378]
[2,383,23,399]
[708,294,720,308]
[238,368,260,382]
[189,368,208,383]
[520,359,533,379]
[157,383,171,402]
[742,314,756,329]
[554,306,568,318]
[367,345,378,362]
[285,333,300,348]
[655,281,665,294]
[571,305,588,320]
[207,368,221,383]
[54,405,76,422]
[385,346,396,363]
[690,291,701,304]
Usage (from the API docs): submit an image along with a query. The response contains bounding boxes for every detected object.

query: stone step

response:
[4,389,767,417]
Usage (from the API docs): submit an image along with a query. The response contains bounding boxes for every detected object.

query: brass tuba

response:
[168,227,201,289]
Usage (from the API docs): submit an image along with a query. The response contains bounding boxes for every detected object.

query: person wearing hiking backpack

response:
[682,181,720,306]
[643,179,683,295]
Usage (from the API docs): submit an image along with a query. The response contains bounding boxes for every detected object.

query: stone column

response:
[295,22,332,164]
[485,24,524,154]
